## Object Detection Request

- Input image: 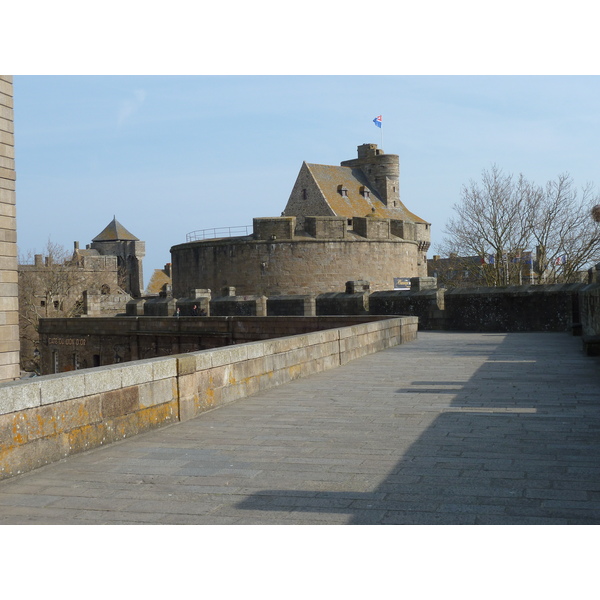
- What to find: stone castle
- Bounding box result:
[85,217,145,298]
[4,78,600,481]
[171,144,431,298]
[18,217,145,372]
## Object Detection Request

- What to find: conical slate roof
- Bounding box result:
[92,217,139,242]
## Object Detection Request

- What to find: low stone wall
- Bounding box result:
[267,295,316,316]
[0,316,417,480]
[369,283,593,333]
[210,295,267,316]
[579,285,600,354]
[38,315,403,373]
[442,284,586,332]
[316,292,369,315]
[369,289,445,330]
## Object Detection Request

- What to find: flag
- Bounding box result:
[373,115,382,128]
[481,254,495,264]
[555,254,567,265]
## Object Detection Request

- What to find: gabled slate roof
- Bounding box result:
[146,268,172,295]
[92,217,139,242]
[306,163,427,223]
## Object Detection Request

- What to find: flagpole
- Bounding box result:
[373,115,383,149]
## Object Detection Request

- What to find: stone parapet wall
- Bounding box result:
[82,290,130,317]
[267,295,316,316]
[304,216,347,239]
[442,284,586,332]
[38,315,404,372]
[580,285,600,338]
[253,217,296,241]
[370,288,445,330]
[0,316,417,480]
[210,295,268,316]
[370,283,593,334]
[578,284,600,354]
[316,292,369,315]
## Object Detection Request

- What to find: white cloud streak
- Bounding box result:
[117,89,147,127]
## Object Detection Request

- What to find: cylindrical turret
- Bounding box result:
[341,144,400,207]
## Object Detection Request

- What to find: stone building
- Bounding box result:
[0,75,19,383]
[88,217,145,297]
[18,217,143,373]
[171,144,431,298]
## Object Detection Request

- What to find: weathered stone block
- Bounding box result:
[210,345,249,367]
[220,381,247,404]
[138,378,176,408]
[232,356,266,382]
[152,357,178,380]
[0,435,68,480]
[137,401,178,433]
[67,423,109,454]
[23,405,57,441]
[0,379,41,414]
[53,396,103,432]
[101,387,139,419]
[121,361,154,387]
[40,372,86,405]
[110,413,140,441]
[0,410,26,447]
[246,340,267,360]
[84,365,123,395]
[207,364,234,389]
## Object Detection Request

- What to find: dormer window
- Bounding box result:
[360,186,370,200]
[337,185,348,197]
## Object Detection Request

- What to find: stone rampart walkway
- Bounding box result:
[1,331,599,524]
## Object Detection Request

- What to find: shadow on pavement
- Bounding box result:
[236,333,600,524]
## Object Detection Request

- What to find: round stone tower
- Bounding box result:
[340,143,401,208]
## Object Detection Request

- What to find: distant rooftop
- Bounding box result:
[93,217,139,242]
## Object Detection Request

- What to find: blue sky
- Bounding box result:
[13,75,600,287]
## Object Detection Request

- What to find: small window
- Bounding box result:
[302,189,307,200]
[40,300,46,307]
[337,185,348,197]
[101,284,110,295]
[53,300,60,309]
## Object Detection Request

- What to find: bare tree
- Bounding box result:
[18,240,109,372]
[530,174,600,283]
[438,166,600,287]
